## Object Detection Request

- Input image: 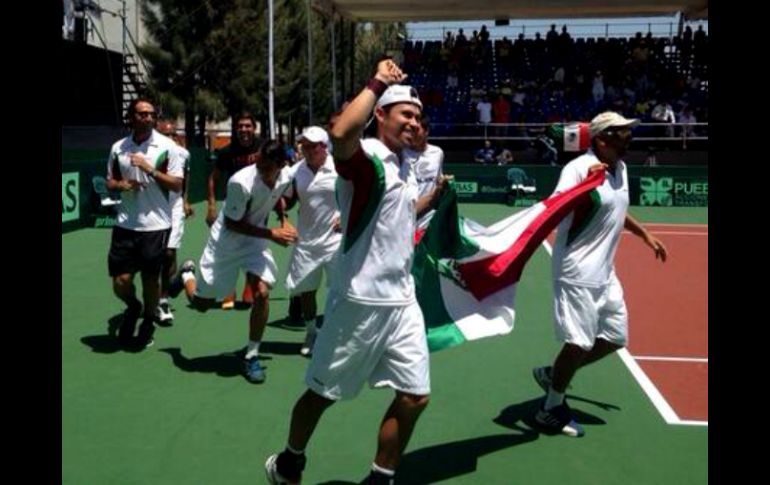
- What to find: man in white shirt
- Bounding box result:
[283,126,342,357]
[476,95,492,125]
[266,59,448,485]
[171,141,298,384]
[532,112,669,437]
[106,98,184,350]
[155,118,193,326]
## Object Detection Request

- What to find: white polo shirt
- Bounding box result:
[403,143,444,228]
[207,164,294,252]
[403,143,444,198]
[107,130,184,231]
[289,154,341,253]
[551,149,630,287]
[329,138,419,305]
[170,145,191,217]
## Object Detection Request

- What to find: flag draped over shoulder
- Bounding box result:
[413,171,605,352]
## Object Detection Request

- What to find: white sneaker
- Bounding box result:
[300,326,317,357]
[156,300,174,326]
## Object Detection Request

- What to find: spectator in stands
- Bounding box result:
[496,144,514,165]
[456,28,467,46]
[512,85,526,107]
[493,94,511,136]
[479,25,490,44]
[447,70,459,89]
[592,71,605,104]
[678,107,697,138]
[651,99,676,137]
[547,24,559,43]
[500,78,513,97]
[476,95,493,125]
[553,66,566,86]
[443,31,454,49]
[475,139,497,164]
[470,86,486,104]
[634,98,651,119]
[694,25,706,43]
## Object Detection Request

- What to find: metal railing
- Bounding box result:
[427,122,709,149]
[196,122,707,150]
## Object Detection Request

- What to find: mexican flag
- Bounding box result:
[413,171,605,352]
[547,122,590,152]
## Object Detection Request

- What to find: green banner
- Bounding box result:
[61,172,80,223]
[636,176,708,207]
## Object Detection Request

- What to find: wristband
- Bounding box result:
[366,78,388,97]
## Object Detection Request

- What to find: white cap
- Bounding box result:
[298,126,329,145]
[375,84,423,110]
[589,111,640,138]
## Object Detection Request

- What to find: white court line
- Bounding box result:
[616,349,687,425]
[622,231,708,236]
[540,239,708,427]
[642,223,709,228]
[634,356,708,363]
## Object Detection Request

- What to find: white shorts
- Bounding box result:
[167,208,185,249]
[306,292,430,401]
[285,244,336,296]
[195,238,277,300]
[553,274,628,350]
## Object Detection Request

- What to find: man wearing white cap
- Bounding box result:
[283,125,341,356]
[266,58,448,485]
[532,111,669,437]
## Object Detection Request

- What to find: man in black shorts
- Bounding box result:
[105,98,184,349]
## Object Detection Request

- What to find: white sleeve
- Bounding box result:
[552,161,586,195]
[223,178,250,221]
[106,145,117,178]
[437,148,444,178]
[165,145,185,177]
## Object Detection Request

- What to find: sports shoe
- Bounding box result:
[156,299,174,326]
[243,356,266,383]
[135,318,155,350]
[118,301,142,345]
[169,259,196,298]
[265,452,304,485]
[300,325,317,357]
[368,471,395,485]
[535,400,585,437]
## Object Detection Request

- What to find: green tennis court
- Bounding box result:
[63,202,707,484]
